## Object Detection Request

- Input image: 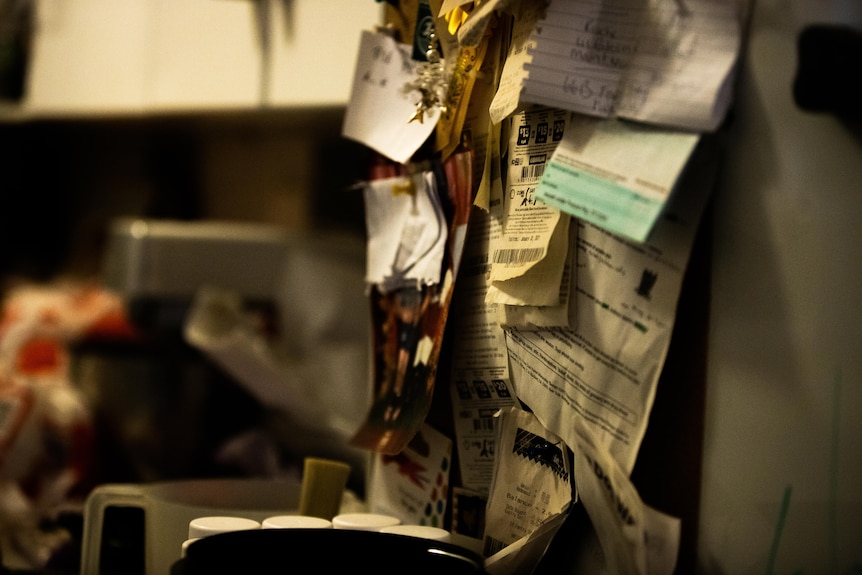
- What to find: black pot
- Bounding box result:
[172,528,486,574]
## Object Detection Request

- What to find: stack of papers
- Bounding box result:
[484,0,741,242]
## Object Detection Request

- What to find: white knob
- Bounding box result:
[262,515,333,529]
[188,516,261,539]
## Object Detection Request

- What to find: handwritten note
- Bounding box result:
[495,0,741,131]
[342,30,439,164]
[488,0,546,125]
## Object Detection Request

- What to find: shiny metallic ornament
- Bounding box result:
[403,28,449,124]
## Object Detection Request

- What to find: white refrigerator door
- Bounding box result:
[701,0,862,573]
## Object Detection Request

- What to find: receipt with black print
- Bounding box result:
[486,106,571,309]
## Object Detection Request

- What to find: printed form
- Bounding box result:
[536,116,700,243]
[506,139,718,476]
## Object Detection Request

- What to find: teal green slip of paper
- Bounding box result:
[535,163,664,243]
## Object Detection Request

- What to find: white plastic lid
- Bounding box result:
[331,512,401,531]
[262,515,333,529]
[188,516,261,539]
[181,538,201,558]
[380,525,451,542]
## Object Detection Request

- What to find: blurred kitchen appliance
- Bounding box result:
[101,218,298,323]
[96,217,372,480]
